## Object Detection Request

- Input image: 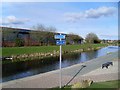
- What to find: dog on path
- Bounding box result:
[102,62,113,69]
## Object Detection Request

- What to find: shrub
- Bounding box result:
[71,80,93,89]
[15,38,24,47]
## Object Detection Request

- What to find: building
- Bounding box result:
[2,27,31,47]
[1,27,84,47]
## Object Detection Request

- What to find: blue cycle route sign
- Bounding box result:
[56,40,66,45]
[54,34,66,39]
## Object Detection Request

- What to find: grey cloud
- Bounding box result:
[1,16,30,25]
[64,6,117,22]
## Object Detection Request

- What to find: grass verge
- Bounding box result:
[88,80,120,88]
[2,44,107,57]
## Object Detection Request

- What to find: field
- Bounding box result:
[2,44,107,56]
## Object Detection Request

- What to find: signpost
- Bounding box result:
[54,33,66,88]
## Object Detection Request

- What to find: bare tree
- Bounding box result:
[32,24,46,31]
[32,24,57,33]
[46,26,57,32]
[31,24,57,45]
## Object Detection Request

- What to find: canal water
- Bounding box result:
[2,46,119,82]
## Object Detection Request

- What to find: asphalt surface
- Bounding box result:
[61,51,118,76]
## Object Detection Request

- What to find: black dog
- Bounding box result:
[102,62,113,69]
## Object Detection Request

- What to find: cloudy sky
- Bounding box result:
[1,2,118,40]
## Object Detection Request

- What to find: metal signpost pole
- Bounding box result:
[59,33,62,88]
[54,33,65,88]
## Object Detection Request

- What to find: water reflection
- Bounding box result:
[2,46,119,82]
[85,50,98,60]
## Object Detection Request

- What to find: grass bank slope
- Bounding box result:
[2,44,107,57]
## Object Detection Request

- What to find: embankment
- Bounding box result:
[2,44,108,63]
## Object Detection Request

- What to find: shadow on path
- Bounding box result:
[63,65,86,88]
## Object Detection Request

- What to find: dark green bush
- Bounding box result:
[15,38,24,47]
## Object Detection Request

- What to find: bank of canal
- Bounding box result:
[1,46,119,82]
[2,44,107,63]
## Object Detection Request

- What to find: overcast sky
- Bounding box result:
[1,2,118,40]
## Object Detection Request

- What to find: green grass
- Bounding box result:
[2,44,107,56]
[88,80,120,88]
[2,45,59,56]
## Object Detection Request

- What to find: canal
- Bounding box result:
[1,46,119,82]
